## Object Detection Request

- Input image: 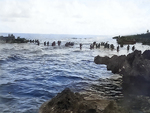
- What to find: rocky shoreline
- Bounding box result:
[0,34,29,43]
[113,32,150,45]
[94,49,150,112]
[39,88,127,113]
[39,50,150,113]
[94,50,150,97]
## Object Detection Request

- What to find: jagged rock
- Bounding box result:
[126,50,141,65]
[107,55,126,73]
[94,50,150,96]
[94,55,110,65]
[121,54,150,96]
[39,88,101,113]
[103,101,128,113]
[143,50,150,60]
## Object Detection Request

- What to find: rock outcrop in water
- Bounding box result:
[94,50,150,97]
[0,34,29,43]
[113,32,150,45]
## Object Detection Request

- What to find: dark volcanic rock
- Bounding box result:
[126,50,141,65]
[94,50,150,97]
[107,55,126,74]
[94,55,126,74]
[143,50,150,60]
[121,54,150,96]
[94,55,110,65]
[103,101,128,113]
[39,88,101,113]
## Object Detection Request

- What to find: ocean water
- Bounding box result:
[0,33,150,113]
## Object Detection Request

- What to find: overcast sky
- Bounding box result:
[0,0,150,35]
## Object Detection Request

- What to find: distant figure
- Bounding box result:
[65,42,69,47]
[65,42,74,47]
[110,44,114,50]
[70,42,74,46]
[96,43,100,49]
[117,45,119,52]
[80,43,82,50]
[132,45,135,51]
[104,43,107,48]
[58,41,61,46]
[101,42,105,46]
[127,45,130,51]
[47,41,49,46]
[37,40,40,46]
[52,41,56,46]
[44,41,46,46]
[107,44,110,49]
[93,41,96,46]
[90,44,94,49]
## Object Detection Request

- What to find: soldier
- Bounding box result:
[44,41,46,46]
[47,41,49,46]
[58,41,61,46]
[117,46,119,52]
[132,45,135,51]
[127,45,130,51]
[37,40,40,46]
[52,41,56,46]
[80,43,82,50]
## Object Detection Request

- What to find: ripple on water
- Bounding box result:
[2,35,144,113]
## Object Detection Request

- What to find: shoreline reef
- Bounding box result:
[0,34,29,43]
[39,50,150,113]
[94,49,150,113]
[113,32,150,45]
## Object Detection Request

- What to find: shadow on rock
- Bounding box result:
[39,88,102,113]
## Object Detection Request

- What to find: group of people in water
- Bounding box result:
[29,39,40,45]
[43,41,75,47]
[90,41,115,50]
[43,41,61,46]
[29,39,135,52]
[89,41,135,52]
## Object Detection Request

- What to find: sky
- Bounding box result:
[0,0,150,35]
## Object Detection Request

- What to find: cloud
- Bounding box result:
[0,0,150,35]
[0,0,33,20]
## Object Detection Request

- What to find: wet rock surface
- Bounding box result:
[39,88,129,113]
[94,50,150,113]
[103,101,128,113]
[39,87,150,113]
[91,74,123,100]
[94,50,150,97]
[39,88,105,113]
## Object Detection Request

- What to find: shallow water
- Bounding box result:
[0,33,149,113]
